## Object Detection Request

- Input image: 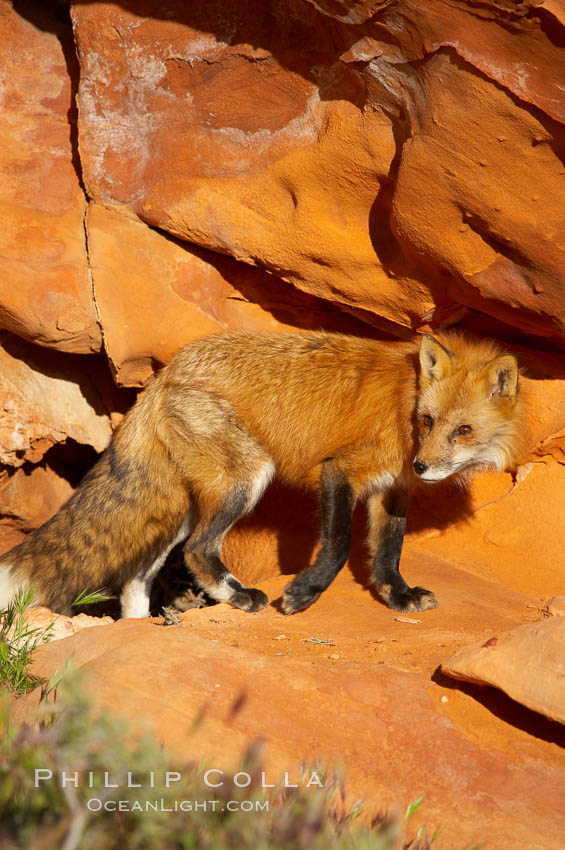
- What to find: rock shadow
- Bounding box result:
[432,668,565,749]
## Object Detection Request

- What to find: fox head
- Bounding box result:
[413,333,521,483]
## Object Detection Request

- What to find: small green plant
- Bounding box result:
[0,587,54,694]
[71,589,112,608]
[0,586,112,695]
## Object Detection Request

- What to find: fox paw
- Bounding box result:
[381,584,438,613]
[230,587,269,613]
[281,575,322,615]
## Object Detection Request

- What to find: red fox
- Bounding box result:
[0,331,524,618]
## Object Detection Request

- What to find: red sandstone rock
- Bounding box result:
[87,205,222,386]
[138,100,435,338]
[392,52,565,344]
[542,596,565,618]
[514,346,565,465]
[72,0,427,338]
[0,1,100,354]
[15,565,565,849]
[71,1,327,202]
[0,523,25,555]
[23,606,114,642]
[409,459,565,601]
[71,0,565,346]
[442,617,565,725]
[341,0,565,121]
[0,465,73,532]
[0,334,111,467]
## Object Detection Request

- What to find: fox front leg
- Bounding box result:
[368,490,438,613]
[282,461,354,614]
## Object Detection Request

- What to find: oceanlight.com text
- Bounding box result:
[85,798,270,813]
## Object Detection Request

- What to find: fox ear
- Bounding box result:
[479,354,519,399]
[419,335,453,386]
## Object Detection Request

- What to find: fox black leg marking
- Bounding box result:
[184,488,268,613]
[282,462,354,614]
[369,490,438,612]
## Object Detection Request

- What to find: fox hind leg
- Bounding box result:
[282,461,354,614]
[368,490,438,612]
[158,389,275,613]
[184,463,274,613]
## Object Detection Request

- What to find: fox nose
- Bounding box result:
[413,459,427,476]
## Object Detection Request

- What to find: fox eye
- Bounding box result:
[422,414,433,428]
[458,424,472,436]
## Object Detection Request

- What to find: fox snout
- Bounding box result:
[412,455,453,482]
